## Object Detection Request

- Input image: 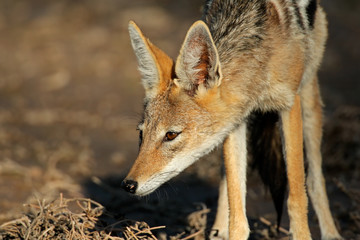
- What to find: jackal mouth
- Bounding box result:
[134,170,181,196]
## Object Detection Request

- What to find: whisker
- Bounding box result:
[167,182,179,195]
[155,188,161,201]
[163,188,169,200]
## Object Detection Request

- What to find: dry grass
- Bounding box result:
[0,193,214,240]
[0,194,162,240]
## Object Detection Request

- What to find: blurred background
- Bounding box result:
[0,0,359,239]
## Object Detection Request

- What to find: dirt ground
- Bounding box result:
[0,0,359,239]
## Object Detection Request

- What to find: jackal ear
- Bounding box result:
[266,0,285,26]
[128,21,174,98]
[175,20,222,95]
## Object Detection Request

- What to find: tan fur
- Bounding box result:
[302,77,342,239]
[128,21,174,98]
[145,39,174,93]
[123,1,342,239]
[223,124,249,239]
[212,178,229,239]
[281,95,311,239]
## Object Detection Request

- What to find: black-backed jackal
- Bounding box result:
[121,0,342,239]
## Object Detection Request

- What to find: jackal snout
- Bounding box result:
[121,179,138,194]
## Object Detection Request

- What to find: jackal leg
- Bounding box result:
[301,78,342,240]
[280,95,311,240]
[211,176,229,239]
[223,123,249,239]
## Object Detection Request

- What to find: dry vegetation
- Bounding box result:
[0,194,163,239]
[0,0,359,239]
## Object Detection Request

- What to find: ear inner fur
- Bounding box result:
[175,20,222,96]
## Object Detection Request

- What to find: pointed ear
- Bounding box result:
[128,21,174,98]
[266,0,286,27]
[175,20,222,96]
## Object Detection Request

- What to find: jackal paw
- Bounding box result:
[322,236,343,240]
[321,232,343,240]
[209,235,224,240]
[208,228,227,240]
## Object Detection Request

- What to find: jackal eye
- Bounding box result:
[164,131,180,142]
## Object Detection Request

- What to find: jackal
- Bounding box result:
[121,0,342,239]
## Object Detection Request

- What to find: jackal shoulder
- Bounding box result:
[203,0,326,65]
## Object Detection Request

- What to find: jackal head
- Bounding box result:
[122,21,231,196]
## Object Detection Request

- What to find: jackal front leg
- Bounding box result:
[211,176,229,239]
[281,95,311,240]
[301,78,342,240]
[223,123,249,239]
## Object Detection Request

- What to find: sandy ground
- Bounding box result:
[0,0,359,239]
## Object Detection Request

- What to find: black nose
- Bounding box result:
[121,179,138,194]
